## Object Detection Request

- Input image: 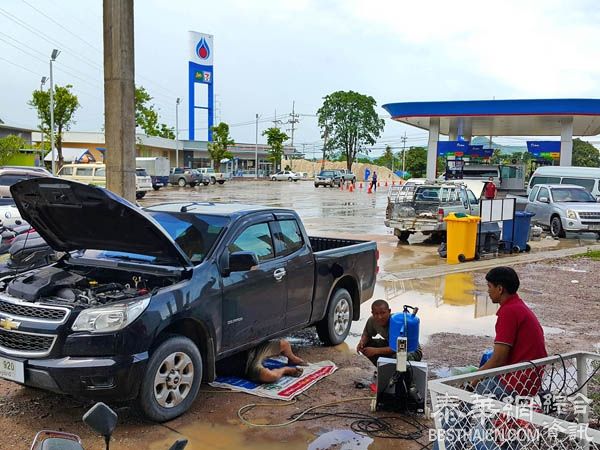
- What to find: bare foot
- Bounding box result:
[289,367,303,377]
[288,355,308,366]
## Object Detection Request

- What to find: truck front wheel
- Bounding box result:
[139,336,202,422]
[316,288,353,346]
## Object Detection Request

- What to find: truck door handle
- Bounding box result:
[273,268,286,281]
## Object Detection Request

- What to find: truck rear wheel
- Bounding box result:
[139,336,202,422]
[397,231,411,242]
[316,288,353,346]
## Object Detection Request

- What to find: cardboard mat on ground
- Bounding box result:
[209,358,337,401]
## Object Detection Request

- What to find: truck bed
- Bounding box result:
[308,236,377,323]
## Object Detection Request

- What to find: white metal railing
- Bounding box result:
[428,352,600,449]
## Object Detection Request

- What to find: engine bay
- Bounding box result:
[2,265,178,306]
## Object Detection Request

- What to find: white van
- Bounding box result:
[58,163,152,199]
[527,166,600,198]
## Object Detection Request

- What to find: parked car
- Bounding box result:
[1,178,378,422]
[271,170,300,182]
[0,203,26,228]
[525,184,600,238]
[338,169,356,183]
[135,168,153,198]
[168,168,200,187]
[136,157,170,191]
[314,170,343,188]
[0,166,52,198]
[58,163,151,199]
[384,181,480,242]
[527,166,600,198]
[197,167,226,185]
[191,169,211,186]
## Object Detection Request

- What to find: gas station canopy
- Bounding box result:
[382,99,600,136]
[382,98,600,179]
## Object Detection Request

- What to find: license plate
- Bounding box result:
[588,224,600,231]
[0,356,24,383]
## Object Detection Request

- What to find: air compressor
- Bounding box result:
[375,305,426,414]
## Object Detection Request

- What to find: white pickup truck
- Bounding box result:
[197,167,226,184]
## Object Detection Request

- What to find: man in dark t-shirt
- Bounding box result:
[356,299,423,366]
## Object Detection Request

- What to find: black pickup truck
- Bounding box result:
[0,178,377,421]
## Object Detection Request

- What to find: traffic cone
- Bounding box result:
[378,182,381,187]
[385,181,388,187]
[359,182,363,189]
[340,181,344,190]
[367,184,372,194]
[349,183,354,192]
[392,180,396,186]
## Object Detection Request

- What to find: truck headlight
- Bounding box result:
[566,209,577,219]
[72,297,150,333]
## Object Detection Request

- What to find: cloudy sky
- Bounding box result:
[1,0,600,156]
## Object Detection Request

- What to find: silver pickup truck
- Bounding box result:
[525,184,600,238]
[385,180,481,242]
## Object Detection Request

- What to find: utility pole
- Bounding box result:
[39,76,48,160]
[49,49,60,175]
[255,113,259,179]
[175,98,181,168]
[286,101,299,170]
[401,131,407,174]
[103,0,136,201]
[321,125,328,172]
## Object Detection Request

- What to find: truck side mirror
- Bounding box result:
[228,251,259,272]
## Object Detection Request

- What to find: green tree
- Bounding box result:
[29,84,80,168]
[572,138,600,167]
[135,86,175,139]
[0,135,26,165]
[317,90,384,171]
[404,146,427,178]
[490,148,503,164]
[262,127,289,172]
[375,145,394,169]
[207,122,235,171]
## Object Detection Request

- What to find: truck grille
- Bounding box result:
[0,299,68,322]
[0,328,55,356]
[578,212,600,220]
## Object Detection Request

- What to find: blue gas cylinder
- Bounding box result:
[389,305,420,353]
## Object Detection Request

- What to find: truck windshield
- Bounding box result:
[551,188,596,202]
[148,212,229,263]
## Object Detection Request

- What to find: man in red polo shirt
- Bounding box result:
[484,177,497,200]
[476,266,547,398]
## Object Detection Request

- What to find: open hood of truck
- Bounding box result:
[10,178,192,268]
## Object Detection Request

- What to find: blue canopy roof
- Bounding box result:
[382,99,600,136]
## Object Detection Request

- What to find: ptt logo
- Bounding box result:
[195,37,210,60]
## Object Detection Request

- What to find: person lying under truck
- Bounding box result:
[216,339,307,383]
[356,299,423,365]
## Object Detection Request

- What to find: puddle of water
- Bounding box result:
[348,272,498,349]
[147,421,313,450]
[308,429,373,450]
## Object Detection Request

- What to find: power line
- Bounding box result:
[20,0,103,54]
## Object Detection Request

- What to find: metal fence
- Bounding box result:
[428,352,600,449]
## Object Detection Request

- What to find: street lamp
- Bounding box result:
[255,113,259,179]
[49,49,60,175]
[175,98,181,168]
[39,76,48,160]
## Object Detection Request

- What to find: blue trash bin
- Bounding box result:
[501,211,535,253]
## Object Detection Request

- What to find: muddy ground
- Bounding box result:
[1,255,599,449]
